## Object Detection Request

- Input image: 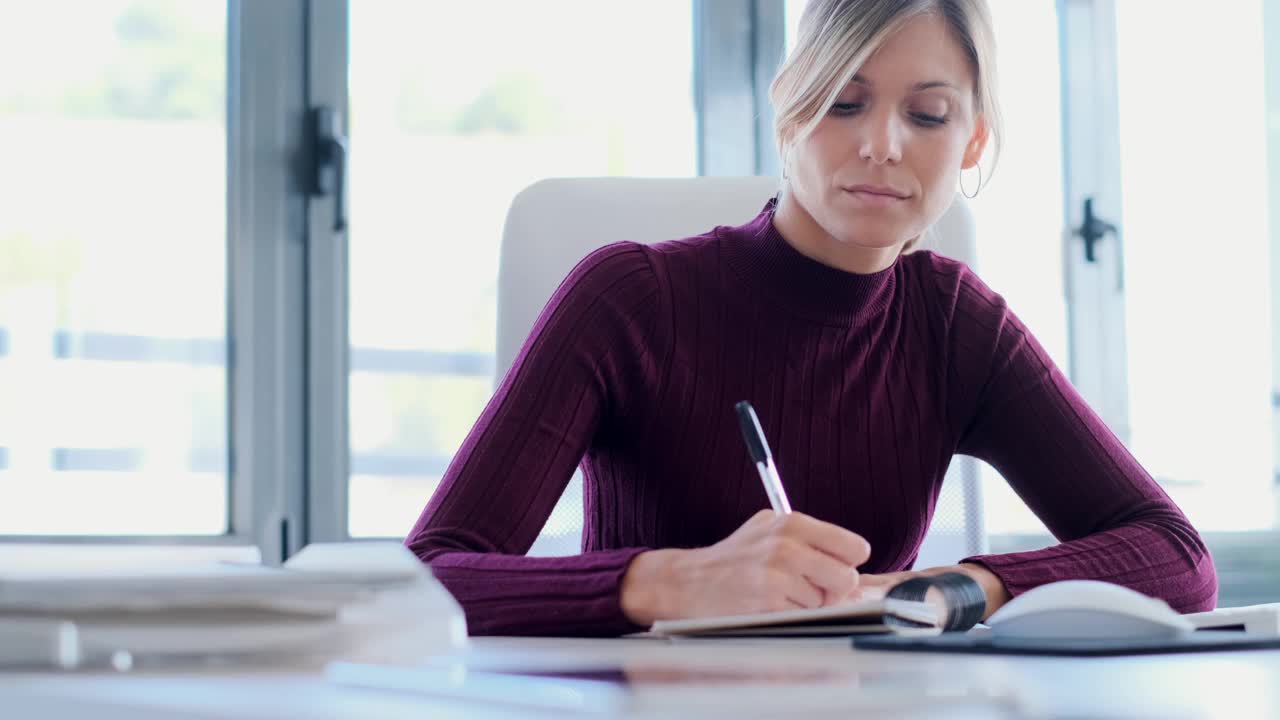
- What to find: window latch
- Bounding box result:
[308,106,348,233]
[1075,196,1116,263]
[1074,196,1124,290]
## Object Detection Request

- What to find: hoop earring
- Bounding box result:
[960,165,982,199]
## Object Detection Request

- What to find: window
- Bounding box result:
[346,1,698,543]
[1094,0,1280,605]
[0,1,228,535]
[1110,0,1277,533]
[966,0,1070,535]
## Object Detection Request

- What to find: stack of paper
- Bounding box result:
[0,542,467,670]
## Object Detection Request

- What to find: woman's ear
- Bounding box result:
[961,115,990,170]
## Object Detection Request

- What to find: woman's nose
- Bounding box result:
[858,110,903,165]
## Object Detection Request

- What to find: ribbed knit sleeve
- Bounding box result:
[404,242,663,636]
[938,263,1218,612]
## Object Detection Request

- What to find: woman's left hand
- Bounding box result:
[854,563,1011,621]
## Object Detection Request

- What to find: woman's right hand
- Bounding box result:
[619,509,872,625]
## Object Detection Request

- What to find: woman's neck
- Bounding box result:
[772,188,905,275]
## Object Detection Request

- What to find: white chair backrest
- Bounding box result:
[497,177,984,561]
[497,177,977,378]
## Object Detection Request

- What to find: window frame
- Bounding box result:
[694,0,785,176]
[304,0,351,547]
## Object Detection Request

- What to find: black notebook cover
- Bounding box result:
[852,629,1280,657]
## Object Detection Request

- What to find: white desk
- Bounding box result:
[3,636,1279,719]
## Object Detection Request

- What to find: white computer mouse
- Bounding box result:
[985,580,1194,640]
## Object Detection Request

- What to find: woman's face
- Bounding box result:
[786,13,988,253]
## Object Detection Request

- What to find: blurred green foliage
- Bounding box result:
[396,70,564,136]
[0,231,83,325]
[0,0,224,120]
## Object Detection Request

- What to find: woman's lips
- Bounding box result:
[844,186,910,206]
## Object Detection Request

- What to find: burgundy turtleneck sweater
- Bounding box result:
[405,200,1217,636]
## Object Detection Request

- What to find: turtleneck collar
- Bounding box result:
[720,197,899,327]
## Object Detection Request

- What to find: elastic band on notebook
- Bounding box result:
[884,572,986,631]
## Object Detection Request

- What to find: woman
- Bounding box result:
[405,0,1218,636]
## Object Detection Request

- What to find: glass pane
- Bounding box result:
[348,1,697,542]
[784,0,1070,534]
[1113,1,1277,532]
[969,0,1069,534]
[0,1,228,535]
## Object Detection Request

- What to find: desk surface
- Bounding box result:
[4,636,1279,719]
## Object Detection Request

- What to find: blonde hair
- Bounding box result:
[771,0,1003,188]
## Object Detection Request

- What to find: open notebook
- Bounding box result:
[649,596,945,638]
[648,572,990,638]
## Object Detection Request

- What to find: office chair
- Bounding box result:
[496,177,986,566]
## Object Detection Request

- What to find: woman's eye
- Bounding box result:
[829,102,863,116]
[910,112,948,126]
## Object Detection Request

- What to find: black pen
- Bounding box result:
[734,401,793,515]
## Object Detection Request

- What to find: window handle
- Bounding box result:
[1076,197,1116,262]
[1075,196,1123,290]
[309,106,348,233]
